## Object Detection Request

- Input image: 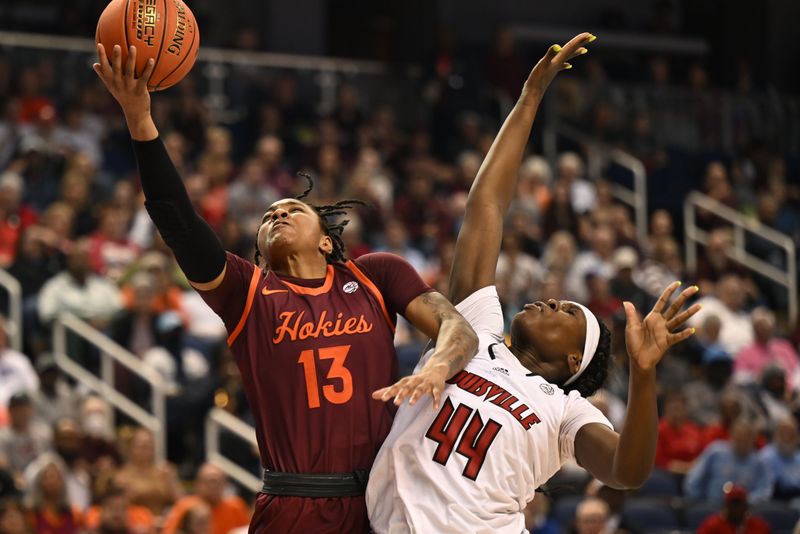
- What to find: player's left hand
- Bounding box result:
[624,282,701,372]
[372,362,449,410]
[523,32,595,98]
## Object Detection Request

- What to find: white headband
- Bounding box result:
[562,302,601,386]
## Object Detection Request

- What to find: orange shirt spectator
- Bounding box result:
[162,463,250,534]
[83,503,153,533]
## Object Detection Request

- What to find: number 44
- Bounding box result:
[425,398,503,481]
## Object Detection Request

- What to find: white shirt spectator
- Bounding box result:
[565,252,614,303]
[689,296,754,356]
[38,272,122,324]
[0,349,39,408]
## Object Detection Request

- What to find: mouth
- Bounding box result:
[270,221,290,233]
[524,302,545,312]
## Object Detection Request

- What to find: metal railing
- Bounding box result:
[52,313,168,461]
[0,269,22,352]
[684,191,797,325]
[543,123,648,244]
[205,408,260,493]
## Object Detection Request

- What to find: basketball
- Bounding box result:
[95,0,200,91]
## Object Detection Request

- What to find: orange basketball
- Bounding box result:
[95,0,200,91]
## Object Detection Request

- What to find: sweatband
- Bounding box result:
[563,302,601,386]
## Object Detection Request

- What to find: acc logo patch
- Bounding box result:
[343,281,359,294]
[492,367,509,376]
[539,384,555,396]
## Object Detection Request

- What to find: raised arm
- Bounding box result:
[93,44,227,289]
[449,33,594,304]
[574,283,700,489]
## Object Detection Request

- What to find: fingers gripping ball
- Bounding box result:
[96,0,200,91]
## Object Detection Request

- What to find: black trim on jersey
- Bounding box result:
[488,344,497,360]
[526,372,536,377]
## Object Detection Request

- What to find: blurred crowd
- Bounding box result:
[0,24,799,534]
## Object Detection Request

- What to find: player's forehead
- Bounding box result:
[262,199,311,218]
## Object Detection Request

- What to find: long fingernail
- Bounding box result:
[691,328,697,334]
[693,285,700,292]
[586,34,597,43]
[677,281,682,286]
[579,47,588,54]
[564,63,573,69]
[551,44,562,53]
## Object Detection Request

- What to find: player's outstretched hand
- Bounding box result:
[523,32,595,98]
[93,44,155,119]
[372,363,449,410]
[624,282,701,372]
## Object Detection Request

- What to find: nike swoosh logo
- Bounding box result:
[262,288,289,296]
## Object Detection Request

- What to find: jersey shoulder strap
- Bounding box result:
[344,260,395,333]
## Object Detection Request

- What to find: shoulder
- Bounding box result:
[353,252,413,274]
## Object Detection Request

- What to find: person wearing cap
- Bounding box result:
[0,392,53,482]
[697,483,770,534]
[609,246,651,315]
[367,37,702,533]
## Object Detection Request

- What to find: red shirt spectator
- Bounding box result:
[698,484,771,534]
[655,391,705,473]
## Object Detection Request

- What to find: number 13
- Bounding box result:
[297,345,353,409]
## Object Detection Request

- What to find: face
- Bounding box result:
[256,200,332,268]
[511,299,586,384]
[664,394,686,424]
[575,500,609,534]
[195,465,226,504]
[730,421,755,456]
[129,429,155,465]
[40,463,65,497]
[775,419,799,455]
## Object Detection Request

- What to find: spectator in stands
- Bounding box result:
[697,161,739,230]
[542,177,579,239]
[24,453,82,533]
[759,416,800,500]
[523,495,559,534]
[495,233,543,315]
[636,236,684,299]
[751,365,795,432]
[177,501,212,534]
[78,396,121,484]
[565,224,615,301]
[0,171,37,268]
[584,272,622,326]
[655,390,705,475]
[32,354,79,425]
[689,274,754,355]
[162,463,249,534]
[115,427,182,515]
[84,484,154,534]
[572,497,610,534]
[0,316,39,408]
[394,171,452,252]
[645,209,674,255]
[227,157,279,236]
[735,307,800,392]
[609,247,651,315]
[701,391,767,450]
[50,418,90,511]
[88,203,139,281]
[697,484,770,534]
[377,218,428,274]
[556,152,596,214]
[37,238,122,329]
[0,498,33,534]
[694,228,753,295]
[516,156,552,216]
[685,418,773,503]
[0,392,52,483]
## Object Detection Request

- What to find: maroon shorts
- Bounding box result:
[249,493,370,534]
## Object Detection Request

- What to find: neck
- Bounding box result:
[509,343,547,377]
[270,252,329,279]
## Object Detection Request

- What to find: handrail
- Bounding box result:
[0,269,22,352]
[543,123,648,244]
[205,408,260,493]
[52,313,168,461]
[684,191,797,324]
[0,31,386,74]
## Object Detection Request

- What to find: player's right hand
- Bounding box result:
[93,44,155,120]
[372,363,449,410]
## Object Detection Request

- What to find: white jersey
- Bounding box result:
[367,286,612,534]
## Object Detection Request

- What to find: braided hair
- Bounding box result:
[562,319,612,398]
[253,173,367,269]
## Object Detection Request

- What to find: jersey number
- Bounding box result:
[297,345,353,409]
[425,398,502,480]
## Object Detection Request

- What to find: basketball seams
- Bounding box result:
[123,0,131,56]
[150,0,198,91]
[149,0,169,89]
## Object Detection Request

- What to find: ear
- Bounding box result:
[319,235,333,256]
[567,352,583,375]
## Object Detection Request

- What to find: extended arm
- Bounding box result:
[449,34,593,304]
[574,283,700,488]
[93,44,226,288]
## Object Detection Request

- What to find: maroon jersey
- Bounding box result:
[199,252,431,474]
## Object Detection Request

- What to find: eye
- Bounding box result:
[290,208,303,213]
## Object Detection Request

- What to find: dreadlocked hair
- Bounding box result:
[562,319,612,398]
[253,173,367,268]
